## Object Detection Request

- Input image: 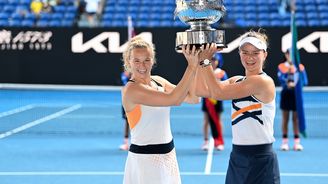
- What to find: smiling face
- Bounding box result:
[239,43,268,75]
[129,47,154,79]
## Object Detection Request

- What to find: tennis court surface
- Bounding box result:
[1,87,328,184]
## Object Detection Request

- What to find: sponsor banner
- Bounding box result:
[0,27,327,86]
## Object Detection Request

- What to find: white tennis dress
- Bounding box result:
[123,85,181,184]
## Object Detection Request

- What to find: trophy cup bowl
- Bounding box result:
[175,0,226,52]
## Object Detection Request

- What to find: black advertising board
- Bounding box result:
[0,27,327,86]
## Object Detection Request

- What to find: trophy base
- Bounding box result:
[175,30,226,53]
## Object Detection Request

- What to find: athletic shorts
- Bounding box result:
[280,88,296,111]
[201,98,223,113]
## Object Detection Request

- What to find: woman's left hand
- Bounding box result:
[182,44,201,69]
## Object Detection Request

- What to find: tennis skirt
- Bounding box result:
[225,144,280,184]
[123,149,181,184]
[123,140,181,184]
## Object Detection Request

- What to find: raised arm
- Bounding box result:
[181,45,201,104]
[197,44,275,102]
[123,45,200,108]
[201,67,273,101]
[151,74,200,104]
[194,43,219,98]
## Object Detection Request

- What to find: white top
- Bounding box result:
[127,83,173,145]
[130,104,172,145]
[231,78,276,145]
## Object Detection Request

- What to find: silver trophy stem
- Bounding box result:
[188,21,213,31]
[176,30,225,52]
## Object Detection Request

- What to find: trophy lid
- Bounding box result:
[175,0,226,25]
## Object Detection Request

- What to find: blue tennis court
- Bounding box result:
[0,87,328,184]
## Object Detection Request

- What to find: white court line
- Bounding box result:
[0,105,35,118]
[0,83,122,91]
[0,171,124,176]
[280,173,328,177]
[0,104,81,139]
[204,138,214,175]
[1,84,328,92]
[60,115,116,119]
[0,171,327,177]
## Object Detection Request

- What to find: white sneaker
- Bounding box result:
[280,143,289,151]
[280,138,289,151]
[201,140,209,151]
[215,144,224,151]
[294,144,303,151]
[293,138,304,151]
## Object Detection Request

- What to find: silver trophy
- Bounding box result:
[175,0,226,52]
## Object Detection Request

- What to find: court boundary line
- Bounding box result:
[1,83,328,92]
[0,104,35,118]
[0,104,81,139]
[0,171,328,177]
[204,138,214,174]
[0,83,121,91]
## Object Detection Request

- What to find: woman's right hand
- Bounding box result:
[182,44,200,70]
[199,43,218,62]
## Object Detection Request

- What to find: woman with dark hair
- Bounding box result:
[196,30,280,184]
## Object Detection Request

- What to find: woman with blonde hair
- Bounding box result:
[121,36,202,184]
